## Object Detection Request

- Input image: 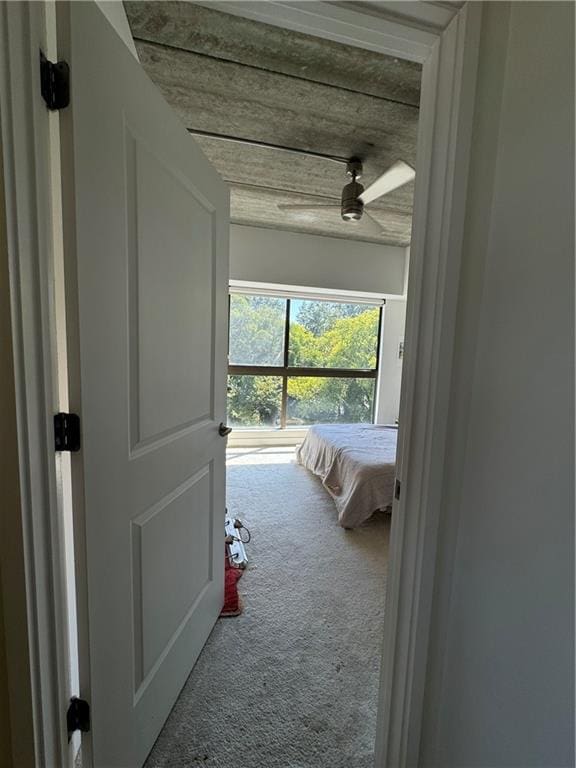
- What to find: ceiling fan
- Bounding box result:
[277,158,415,237]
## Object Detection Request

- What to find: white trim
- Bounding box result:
[229,282,386,306]
[1,1,482,766]
[375,5,482,765]
[373,300,389,424]
[0,2,73,765]
[334,2,460,31]
[228,427,309,448]
[196,1,439,62]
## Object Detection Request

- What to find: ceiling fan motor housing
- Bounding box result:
[341,179,364,221]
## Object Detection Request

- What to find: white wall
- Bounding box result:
[419,3,574,766]
[0,123,35,768]
[230,224,407,297]
[376,299,406,425]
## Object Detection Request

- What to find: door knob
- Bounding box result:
[218,423,232,437]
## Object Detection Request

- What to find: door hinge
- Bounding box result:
[67,697,90,741]
[40,50,70,110]
[54,412,81,452]
[394,478,401,501]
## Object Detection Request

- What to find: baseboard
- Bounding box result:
[227,428,309,448]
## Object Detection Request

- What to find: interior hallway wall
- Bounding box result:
[0,128,35,768]
[0,585,12,768]
[419,3,574,766]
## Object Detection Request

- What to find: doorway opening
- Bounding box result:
[119,4,418,765]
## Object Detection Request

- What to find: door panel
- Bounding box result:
[129,131,215,445]
[133,464,213,692]
[59,4,229,766]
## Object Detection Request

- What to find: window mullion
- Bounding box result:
[227,365,377,378]
[372,305,384,422]
[280,375,288,429]
[280,300,291,428]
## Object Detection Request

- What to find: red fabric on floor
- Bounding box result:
[221,554,243,617]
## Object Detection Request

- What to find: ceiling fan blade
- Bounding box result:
[277,203,341,211]
[360,212,385,236]
[359,160,415,206]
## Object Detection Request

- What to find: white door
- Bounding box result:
[59,4,229,766]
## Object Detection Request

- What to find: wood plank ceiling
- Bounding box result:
[125,2,421,246]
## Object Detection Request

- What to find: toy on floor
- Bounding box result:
[221,515,251,617]
[224,515,250,569]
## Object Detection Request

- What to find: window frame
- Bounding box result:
[228,295,384,429]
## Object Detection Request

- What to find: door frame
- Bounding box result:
[0,2,74,766]
[0,2,481,766]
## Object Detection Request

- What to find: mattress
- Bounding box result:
[295,423,397,528]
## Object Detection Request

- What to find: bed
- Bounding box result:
[295,423,398,528]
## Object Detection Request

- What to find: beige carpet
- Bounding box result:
[145,447,390,768]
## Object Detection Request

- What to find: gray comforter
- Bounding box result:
[295,423,397,528]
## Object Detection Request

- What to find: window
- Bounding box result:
[228,294,382,428]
